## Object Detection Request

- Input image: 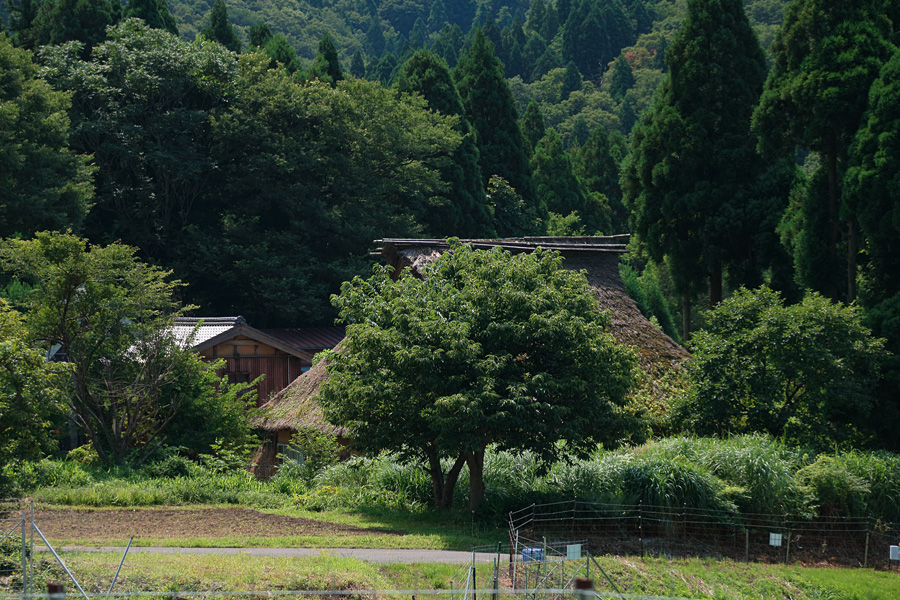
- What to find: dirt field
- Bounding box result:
[32,507,403,542]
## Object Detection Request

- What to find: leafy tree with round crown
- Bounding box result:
[319,242,641,511]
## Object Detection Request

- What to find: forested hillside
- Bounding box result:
[5,0,900,464]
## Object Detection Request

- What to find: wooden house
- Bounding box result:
[173,316,344,407]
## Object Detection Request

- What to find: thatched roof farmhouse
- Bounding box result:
[254,236,688,474]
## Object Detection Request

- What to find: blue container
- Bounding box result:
[522,547,544,562]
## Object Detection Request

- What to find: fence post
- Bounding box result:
[745,528,749,563]
[864,531,869,568]
[574,578,593,600]
[21,504,28,598]
[638,501,644,558]
[785,530,791,564]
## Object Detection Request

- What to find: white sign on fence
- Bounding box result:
[567,544,582,560]
[769,533,783,547]
[890,545,899,560]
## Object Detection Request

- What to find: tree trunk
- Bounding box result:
[426,451,446,508]
[847,218,858,303]
[682,295,692,342]
[466,449,486,512]
[439,455,467,509]
[709,268,722,306]
[826,139,841,301]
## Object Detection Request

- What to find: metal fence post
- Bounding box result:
[638,501,644,558]
[21,503,27,598]
[745,528,749,563]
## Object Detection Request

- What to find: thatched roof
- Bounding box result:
[256,236,688,433]
[376,237,688,374]
[253,346,346,435]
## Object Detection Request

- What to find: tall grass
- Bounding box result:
[18,436,900,526]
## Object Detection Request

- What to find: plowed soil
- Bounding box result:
[32,507,402,542]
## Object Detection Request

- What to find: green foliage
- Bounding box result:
[753,0,894,301]
[454,28,541,229]
[278,427,340,483]
[519,99,544,152]
[620,260,680,342]
[0,300,68,497]
[0,34,93,239]
[0,231,226,467]
[319,242,640,511]
[306,31,343,85]
[574,125,628,233]
[623,0,768,307]
[201,0,242,52]
[186,54,459,326]
[673,286,889,449]
[123,0,177,34]
[486,175,542,236]
[39,19,236,264]
[531,128,608,233]
[561,0,634,81]
[844,46,900,298]
[394,49,493,238]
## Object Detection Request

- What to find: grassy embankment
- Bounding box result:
[26,551,900,599]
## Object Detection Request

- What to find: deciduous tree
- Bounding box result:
[673,287,888,449]
[319,242,640,511]
[0,34,93,239]
[0,299,67,496]
[0,232,241,466]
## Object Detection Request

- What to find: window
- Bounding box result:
[276,443,304,465]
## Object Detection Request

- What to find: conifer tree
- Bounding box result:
[844,46,900,296]
[264,33,301,74]
[307,32,343,86]
[201,0,241,52]
[247,20,272,48]
[753,0,893,302]
[454,28,541,230]
[532,129,607,233]
[124,0,177,35]
[371,51,397,83]
[623,0,768,336]
[395,50,493,237]
[6,0,42,48]
[576,125,627,233]
[365,17,385,56]
[37,0,116,53]
[349,48,365,78]
[560,60,581,100]
[426,0,448,33]
[608,53,634,102]
[562,0,633,81]
[520,100,545,152]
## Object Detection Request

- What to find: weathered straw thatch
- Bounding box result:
[377,236,689,374]
[254,347,346,435]
[255,236,688,435]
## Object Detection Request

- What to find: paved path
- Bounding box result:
[43,546,502,564]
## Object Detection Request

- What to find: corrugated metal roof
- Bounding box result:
[172,316,245,348]
[262,327,346,350]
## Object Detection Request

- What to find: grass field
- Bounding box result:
[25,551,900,599]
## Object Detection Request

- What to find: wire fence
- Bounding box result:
[508,500,900,570]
